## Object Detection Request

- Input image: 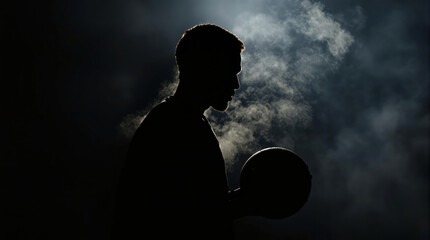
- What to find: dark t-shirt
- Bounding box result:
[112,97,233,239]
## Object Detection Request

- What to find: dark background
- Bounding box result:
[1,0,428,239]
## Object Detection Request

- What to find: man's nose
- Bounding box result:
[233,76,240,90]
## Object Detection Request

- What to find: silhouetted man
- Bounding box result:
[112,24,244,239]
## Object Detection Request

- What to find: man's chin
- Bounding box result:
[211,102,229,112]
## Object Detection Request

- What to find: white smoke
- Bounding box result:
[207,0,354,169]
[119,0,355,167]
[113,0,428,238]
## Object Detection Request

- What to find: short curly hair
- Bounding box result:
[175,24,245,76]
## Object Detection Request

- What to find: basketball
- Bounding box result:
[239,147,312,219]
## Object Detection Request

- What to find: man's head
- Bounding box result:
[175,24,245,112]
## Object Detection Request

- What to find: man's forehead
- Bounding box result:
[211,51,242,73]
[235,62,242,74]
[234,55,242,73]
[224,60,241,74]
[224,52,242,70]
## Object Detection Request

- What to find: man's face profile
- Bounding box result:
[174,24,245,112]
[208,52,242,112]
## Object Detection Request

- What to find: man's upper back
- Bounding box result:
[112,97,232,239]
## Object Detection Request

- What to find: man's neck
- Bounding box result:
[172,85,210,116]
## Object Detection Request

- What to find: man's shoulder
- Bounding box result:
[133,97,207,141]
[142,97,200,126]
[127,100,175,152]
[145,99,174,122]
